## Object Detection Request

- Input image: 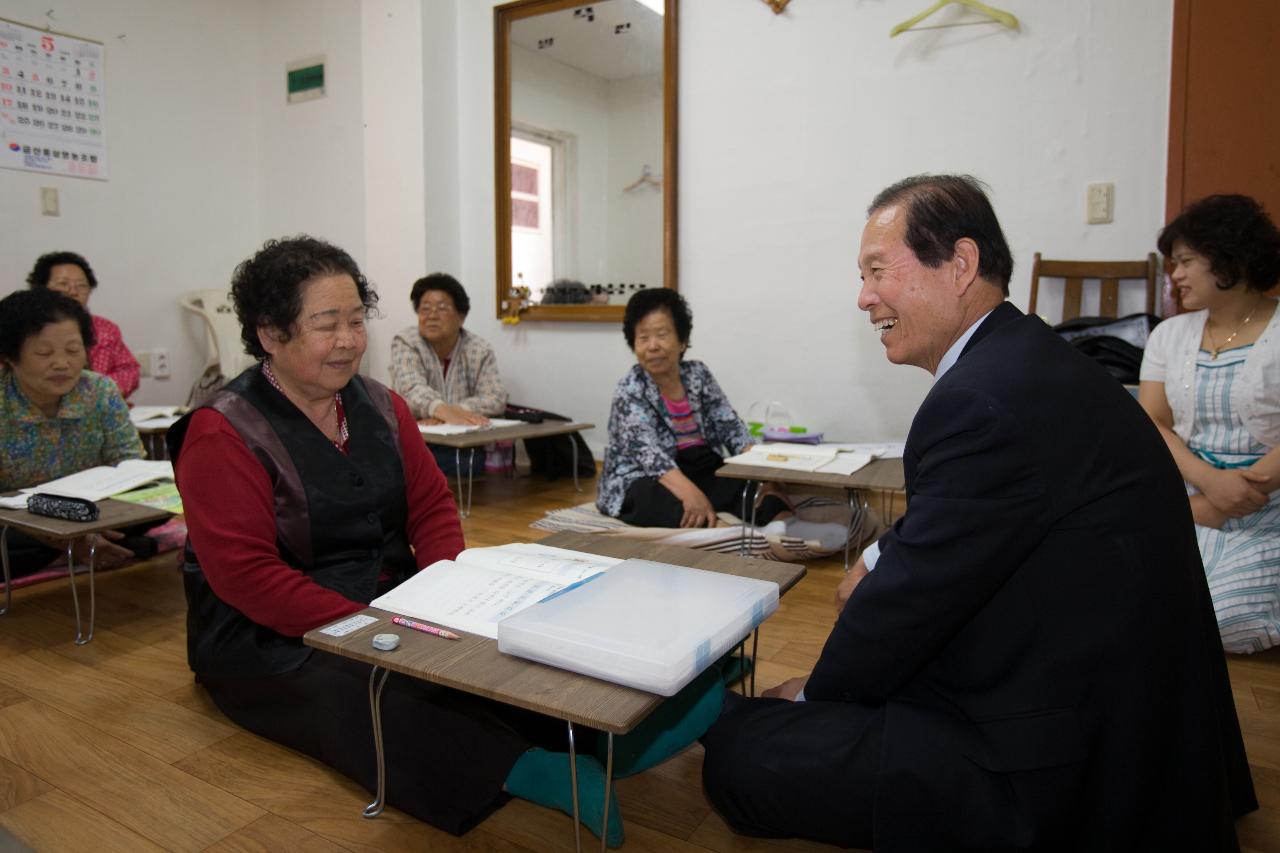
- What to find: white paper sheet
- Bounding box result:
[418,417,524,435]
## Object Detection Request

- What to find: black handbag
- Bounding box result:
[1054,313,1161,385]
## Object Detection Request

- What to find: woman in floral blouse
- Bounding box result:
[27,251,140,400]
[597,289,788,527]
[0,289,144,574]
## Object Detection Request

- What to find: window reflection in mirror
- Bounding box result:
[495,0,677,322]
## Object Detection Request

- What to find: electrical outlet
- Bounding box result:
[152,348,171,379]
[40,186,59,216]
[1087,182,1114,224]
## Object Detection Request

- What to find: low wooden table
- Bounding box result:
[303,531,805,851]
[716,457,906,571]
[421,421,594,516]
[0,497,172,644]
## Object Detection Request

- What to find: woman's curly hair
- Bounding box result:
[1158,194,1280,292]
[623,288,693,351]
[231,236,379,360]
[26,251,98,290]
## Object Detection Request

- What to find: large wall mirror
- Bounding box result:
[494,0,678,322]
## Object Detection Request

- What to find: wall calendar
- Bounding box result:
[0,17,107,180]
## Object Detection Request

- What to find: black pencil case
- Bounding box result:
[27,493,100,522]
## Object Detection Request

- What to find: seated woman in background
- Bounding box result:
[1139,193,1280,653]
[172,237,720,846]
[27,251,140,400]
[0,289,144,574]
[390,274,507,474]
[598,289,788,528]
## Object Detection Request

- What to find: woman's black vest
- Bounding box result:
[168,368,414,679]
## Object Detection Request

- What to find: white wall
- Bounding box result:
[457,0,1173,448]
[2,0,1174,450]
[511,44,610,285]
[0,0,262,405]
[605,72,664,289]
[361,0,426,384]
[256,0,365,254]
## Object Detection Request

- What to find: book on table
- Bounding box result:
[370,543,623,640]
[0,460,175,509]
[111,482,184,514]
[725,442,879,475]
[371,543,780,696]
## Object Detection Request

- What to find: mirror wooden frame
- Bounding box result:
[493,0,678,322]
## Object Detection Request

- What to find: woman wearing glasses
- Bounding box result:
[390,273,509,474]
[27,251,140,400]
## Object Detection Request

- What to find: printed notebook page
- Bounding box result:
[370,559,569,639]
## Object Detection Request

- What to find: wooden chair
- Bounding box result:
[1028,253,1159,321]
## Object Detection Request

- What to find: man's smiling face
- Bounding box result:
[857,203,964,374]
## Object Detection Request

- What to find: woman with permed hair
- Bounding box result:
[169,236,650,845]
[1139,193,1280,652]
[27,251,140,400]
[597,288,789,528]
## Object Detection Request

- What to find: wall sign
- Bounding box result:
[0,17,107,180]
[286,57,325,105]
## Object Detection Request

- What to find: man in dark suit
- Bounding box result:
[702,175,1256,851]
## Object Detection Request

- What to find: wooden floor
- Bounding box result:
[0,472,1275,851]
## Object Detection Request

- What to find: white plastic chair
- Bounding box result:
[179,289,256,380]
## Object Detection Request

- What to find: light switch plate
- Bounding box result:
[40,187,59,216]
[1087,182,1114,224]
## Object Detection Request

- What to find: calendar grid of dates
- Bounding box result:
[0,18,107,180]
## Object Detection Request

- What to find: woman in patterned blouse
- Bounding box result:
[27,251,141,400]
[597,289,789,527]
[0,289,144,574]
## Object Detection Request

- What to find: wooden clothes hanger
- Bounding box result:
[623,164,663,192]
[890,0,1019,37]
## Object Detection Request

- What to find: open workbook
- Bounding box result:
[0,459,176,510]
[370,543,623,639]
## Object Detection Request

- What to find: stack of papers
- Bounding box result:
[418,417,523,435]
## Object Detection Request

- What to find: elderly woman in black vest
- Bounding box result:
[168,237,627,844]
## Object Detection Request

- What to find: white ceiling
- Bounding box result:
[510,0,664,81]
